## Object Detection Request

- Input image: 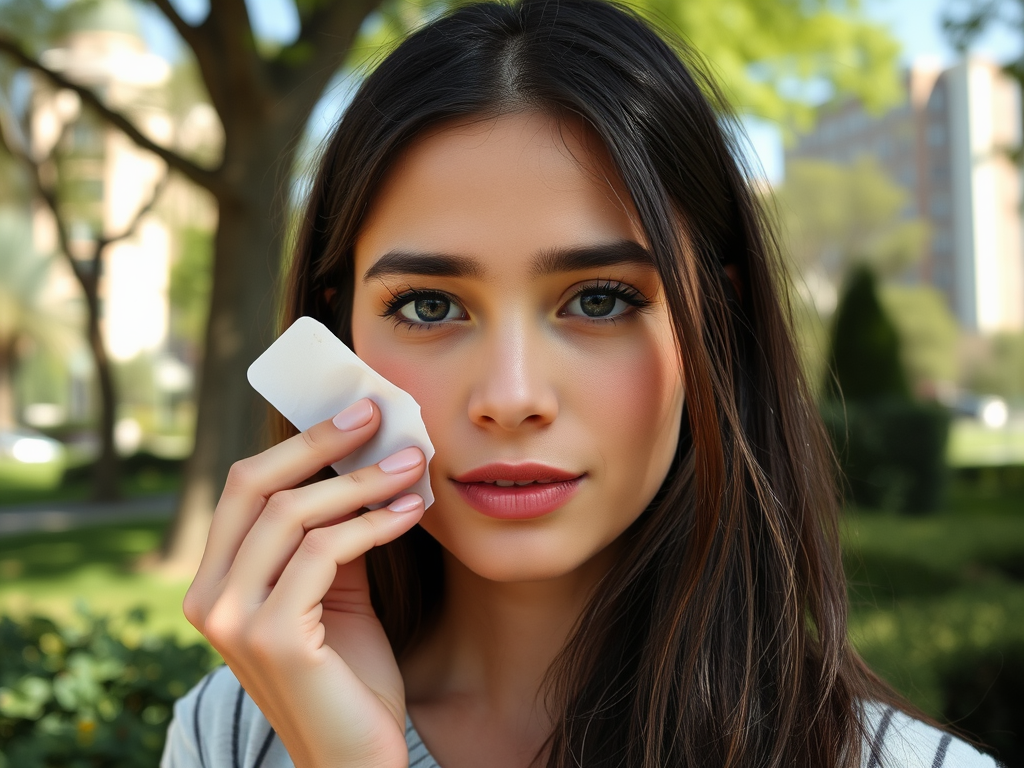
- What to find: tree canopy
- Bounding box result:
[772,156,930,314]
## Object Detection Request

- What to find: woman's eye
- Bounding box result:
[398,295,464,323]
[564,290,630,319]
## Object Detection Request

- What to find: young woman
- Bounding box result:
[162,1,999,766]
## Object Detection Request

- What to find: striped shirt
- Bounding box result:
[161,666,1000,768]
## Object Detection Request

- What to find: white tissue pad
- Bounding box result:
[247,316,435,508]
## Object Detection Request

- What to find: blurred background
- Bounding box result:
[0,0,1021,764]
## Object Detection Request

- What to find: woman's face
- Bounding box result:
[351,111,684,583]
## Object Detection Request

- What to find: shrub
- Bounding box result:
[824,265,910,402]
[0,607,216,768]
[822,398,951,513]
[939,641,1024,768]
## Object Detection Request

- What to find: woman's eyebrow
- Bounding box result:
[530,240,655,276]
[362,251,484,281]
[363,241,654,282]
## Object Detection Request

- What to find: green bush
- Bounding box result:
[939,641,1024,767]
[0,607,216,768]
[824,265,910,402]
[820,266,951,513]
[823,398,951,513]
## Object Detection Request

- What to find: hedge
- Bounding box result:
[0,607,216,768]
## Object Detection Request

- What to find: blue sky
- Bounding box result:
[142,0,1022,183]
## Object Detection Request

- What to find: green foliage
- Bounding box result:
[0,606,216,768]
[774,157,930,303]
[845,501,1024,734]
[939,640,1024,766]
[624,0,902,129]
[823,398,951,513]
[880,284,960,391]
[825,265,910,401]
[821,267,953,513]
[964,332,1024,402]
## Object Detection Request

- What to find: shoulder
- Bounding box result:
[859,701,1002,768]
[160,665,292,768]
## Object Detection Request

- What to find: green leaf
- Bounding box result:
[0,676,52,720]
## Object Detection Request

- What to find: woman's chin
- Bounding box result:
[424,519,620,586]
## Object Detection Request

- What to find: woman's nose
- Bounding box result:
[467,322,559,431]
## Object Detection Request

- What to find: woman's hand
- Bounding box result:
[183,398,425,768]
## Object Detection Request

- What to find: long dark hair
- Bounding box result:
[279,1,911,765]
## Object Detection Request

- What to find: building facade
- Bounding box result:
[786,57,1024,333]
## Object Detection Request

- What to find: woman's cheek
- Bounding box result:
[566,330,682,489]
[357,344,454,445]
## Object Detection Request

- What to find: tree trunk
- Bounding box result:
[85,285,121,501]
[158,129,300,575]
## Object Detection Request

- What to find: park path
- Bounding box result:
[0,495,175,537]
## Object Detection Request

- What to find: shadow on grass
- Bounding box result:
[845,551,962,604]
[0,453,182,507]
[974,549,1024,583]
[0,520,166,582]
[845,545,1024,607]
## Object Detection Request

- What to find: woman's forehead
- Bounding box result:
[353,111,646,280]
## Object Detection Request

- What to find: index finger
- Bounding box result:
[196,398,382,585]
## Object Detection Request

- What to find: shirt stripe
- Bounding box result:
[252,726,277,768]
[866,706,896,768]
[232,683,245,768]
[191,669,219,768]
[931,733,952,768]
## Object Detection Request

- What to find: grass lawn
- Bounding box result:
[0,521,200,645]
[948,418,1024,467]
[844,509,1024,716]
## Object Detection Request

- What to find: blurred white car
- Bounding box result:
[0,428,67,493]
[0,428,64,464]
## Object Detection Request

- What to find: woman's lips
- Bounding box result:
[451,463,584,519]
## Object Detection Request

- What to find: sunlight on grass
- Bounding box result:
[948,419,1024,467]
[0,522,200,644]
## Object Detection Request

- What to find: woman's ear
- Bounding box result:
[723,264,742,301]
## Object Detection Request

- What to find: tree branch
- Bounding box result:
[0,33,221,193]
[98,172,171,251]
[0,105,85,286]
[147,0,211,60]
[271,0,384,103]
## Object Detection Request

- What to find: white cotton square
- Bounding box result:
[247,316,435,509]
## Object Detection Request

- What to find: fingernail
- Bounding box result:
[333,399,373,431]
[387,494,423,513]
[378,446,423,474]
